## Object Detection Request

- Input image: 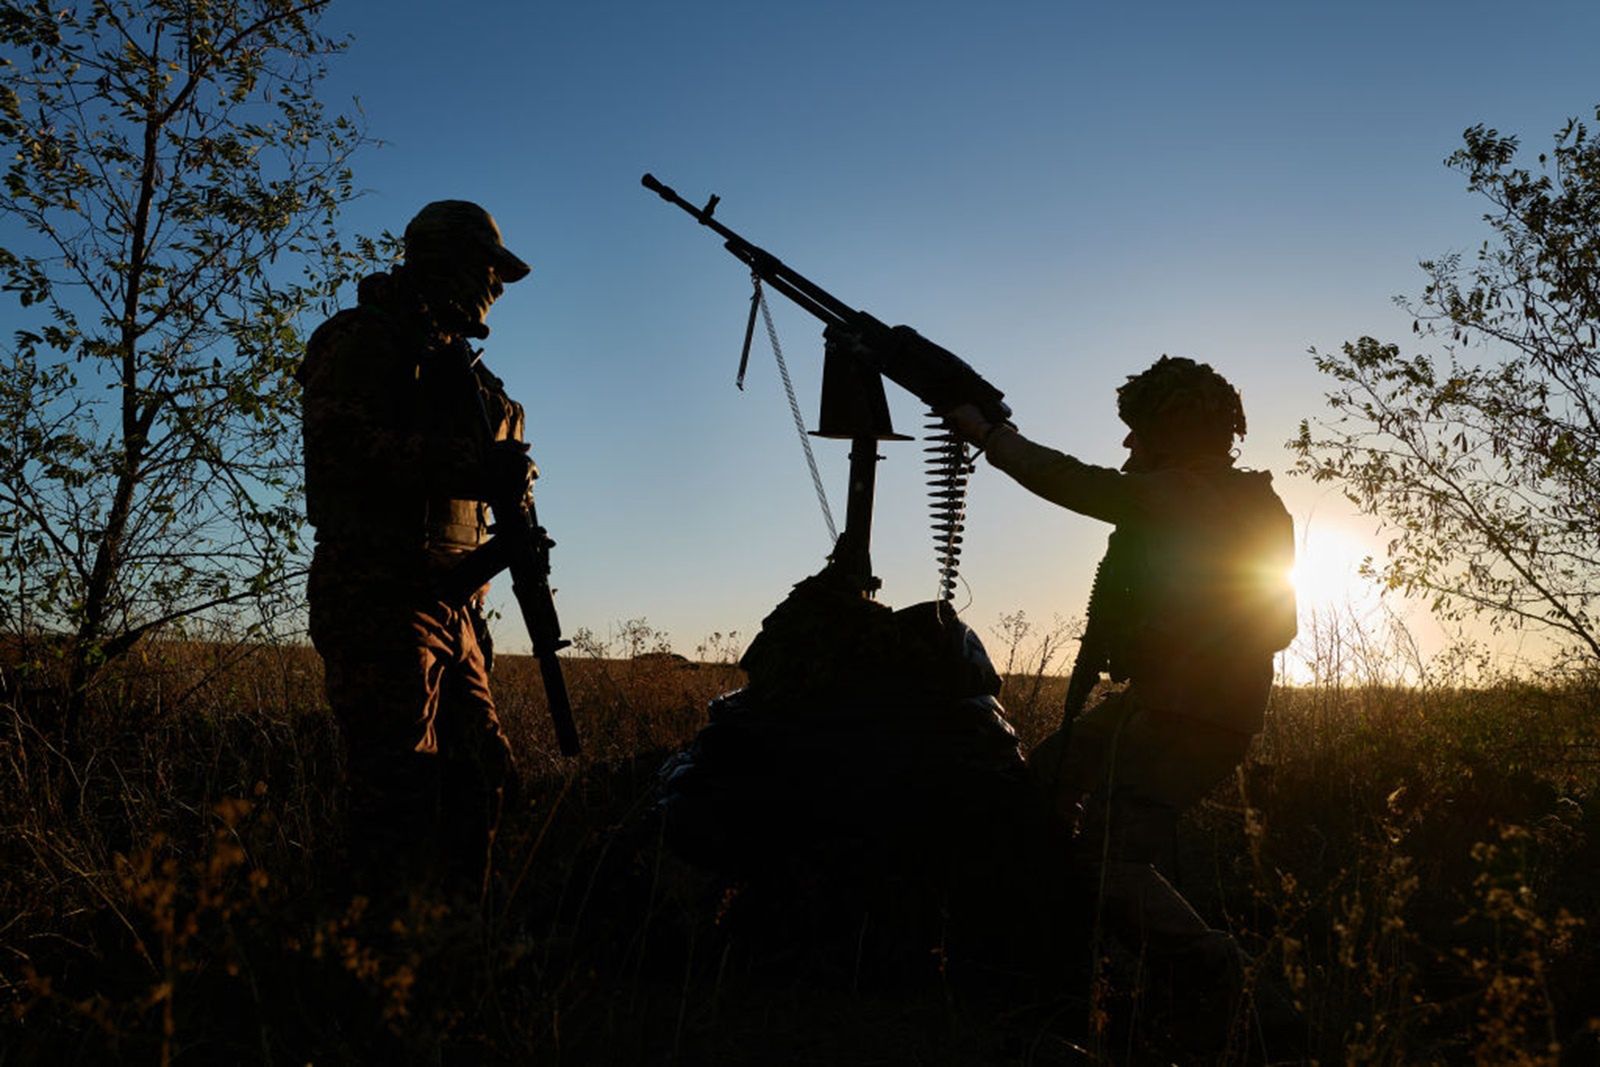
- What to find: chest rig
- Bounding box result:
[414,334,524,554]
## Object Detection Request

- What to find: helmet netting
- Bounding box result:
[1116,355,1246,455]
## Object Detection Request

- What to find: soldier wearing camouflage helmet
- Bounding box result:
[297,200,538,895]
[946,356,1301,1051]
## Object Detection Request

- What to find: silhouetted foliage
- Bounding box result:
[1295,108,1600,661]
[0,0,381,741]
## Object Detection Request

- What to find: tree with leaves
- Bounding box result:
[0,0,377,746]
[1294,108,1600,662]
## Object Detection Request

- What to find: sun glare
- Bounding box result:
[1291,524,1380,616]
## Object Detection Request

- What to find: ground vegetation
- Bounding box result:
[2,618,1595,1064]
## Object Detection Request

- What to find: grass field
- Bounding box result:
[2,620,1598,1065]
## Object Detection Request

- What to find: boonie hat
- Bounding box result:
[404,200,531,282]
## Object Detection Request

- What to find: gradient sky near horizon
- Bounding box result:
[311,0,1598,670]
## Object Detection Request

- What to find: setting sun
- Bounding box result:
[1291,523,1380,616]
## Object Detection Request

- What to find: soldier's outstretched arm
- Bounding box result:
[945,403,1156,526]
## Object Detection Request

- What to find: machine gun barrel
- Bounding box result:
[641,173,853,327]
[640,173,1011,427]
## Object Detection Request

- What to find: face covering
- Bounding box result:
[405,256,503,339]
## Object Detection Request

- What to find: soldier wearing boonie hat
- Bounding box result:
[296,199,539,898]
[400,199,532,337]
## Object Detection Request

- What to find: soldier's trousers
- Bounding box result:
[1031,688,1253,978]
[309,552,514,893]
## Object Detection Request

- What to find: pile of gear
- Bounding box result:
[655,567,1069,973]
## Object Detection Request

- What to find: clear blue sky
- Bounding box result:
[314,0,1599,664]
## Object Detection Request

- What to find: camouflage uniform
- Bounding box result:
[984,415,1296,1004]
[299,259,526,889]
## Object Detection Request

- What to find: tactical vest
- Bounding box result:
[416,351,524,555]
[300,300,525,556]
[1064,466,1297,728]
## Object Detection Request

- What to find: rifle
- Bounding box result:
[439,345,581,757]
[641,173,1011,596]
[493,480,580,757]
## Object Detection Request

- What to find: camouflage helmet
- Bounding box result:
[403,200,531,282]
[1116,355,1246,455]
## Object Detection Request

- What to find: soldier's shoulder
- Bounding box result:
[1227,466,1292,520]
[1212,462,1273,490]
[1228,464,1276,486]
[303,306,419,387]
[308,275,416,350]
[299,304,415,393]
[307,307,373,352]
[311,301,412,348]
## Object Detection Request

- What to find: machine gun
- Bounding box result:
[438,344,581,757]
[641,173,1011,599]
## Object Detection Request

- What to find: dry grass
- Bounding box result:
[2,620,1598,1064]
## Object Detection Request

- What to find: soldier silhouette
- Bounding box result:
[946,356,1303,1052]
[297,201,537,896]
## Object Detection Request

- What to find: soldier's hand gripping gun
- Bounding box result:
[640,174,1011,428]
